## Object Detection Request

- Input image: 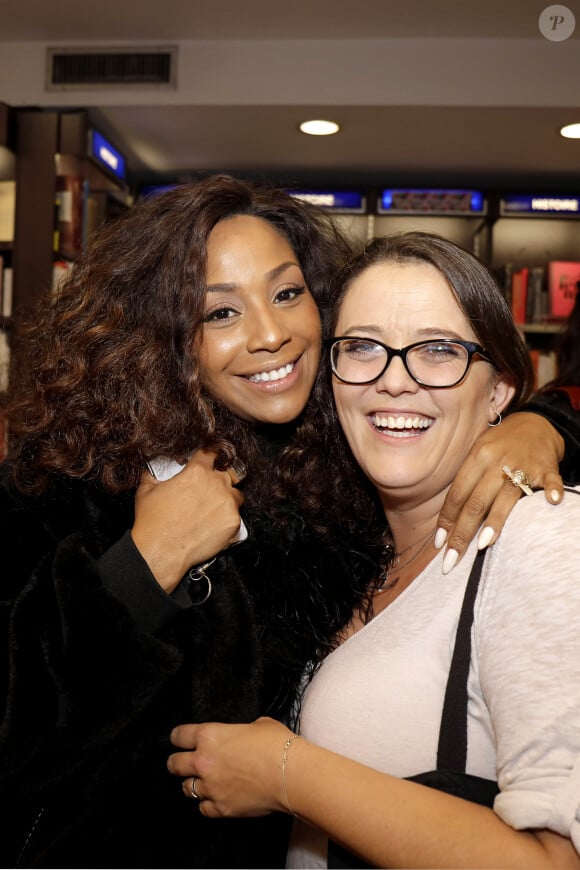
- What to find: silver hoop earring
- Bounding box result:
[488,412,502,427]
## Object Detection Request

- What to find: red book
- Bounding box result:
[510,267,529,324]
[55,175,85,259]
[547,261,580,318]
[528,348,540,391]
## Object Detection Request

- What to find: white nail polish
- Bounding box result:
[477,526,494,550]
[551,490,561,503]
[434,528,448,550]
[442,548,458,574]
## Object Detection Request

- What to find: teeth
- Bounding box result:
[371,414,432,431]
[249,362,294,383]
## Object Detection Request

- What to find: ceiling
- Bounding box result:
[1,0,580,192]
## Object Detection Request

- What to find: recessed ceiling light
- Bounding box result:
[560,123,580,139]
[299,119,340,136]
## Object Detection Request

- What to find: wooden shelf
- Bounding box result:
[520,323,564,334]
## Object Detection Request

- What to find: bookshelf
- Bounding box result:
[11,109,130,319]
[0,107,131,408]
[489,194,580,388]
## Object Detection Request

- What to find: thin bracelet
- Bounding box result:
[281,733,300,817]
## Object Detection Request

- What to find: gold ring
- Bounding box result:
[191,776,202,800]
[502,465,533,496]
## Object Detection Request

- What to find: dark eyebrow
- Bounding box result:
[340,325,466,341]
[206,260,301,293]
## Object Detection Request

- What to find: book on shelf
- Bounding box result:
[0,180,15,243]
[494,263,514,306]
[1,260,12,318]
[528,348,557,391]
[510,267,529,324]
[54,175,85,259]
[525,265,548,323]
[547,260,580,318]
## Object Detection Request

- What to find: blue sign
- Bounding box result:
[379,189,485,214]
[140,183,180,199]
[502,194,580,215]
[288,190,366,213]
[90,129,126,182]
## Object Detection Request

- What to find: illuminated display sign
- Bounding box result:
[288,190,366,213]
[140,183,180,198]
[501,194,580,215]
[89,129,126,182]
[379,189,485,214]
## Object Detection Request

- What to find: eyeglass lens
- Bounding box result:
[331,339,471,386]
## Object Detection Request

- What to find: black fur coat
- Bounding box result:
[0,470,376,869]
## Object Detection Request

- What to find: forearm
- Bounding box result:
[287,738,579,869]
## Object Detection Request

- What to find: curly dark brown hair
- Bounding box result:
[5,174,353,496]
[276,231,535,544]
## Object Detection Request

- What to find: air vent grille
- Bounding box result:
[46,47,177,89]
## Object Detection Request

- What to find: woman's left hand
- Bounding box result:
[167,718,292,818]
[435,412,565,569]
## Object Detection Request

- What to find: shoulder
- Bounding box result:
[490,486,580,569]
[0,466,133,556]
[477,487,580,614]
[500,485,580,539]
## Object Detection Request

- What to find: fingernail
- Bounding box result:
[551,490,561,503]
[442,548,458,574]
[434,528,448,550]
[477,526,495,550]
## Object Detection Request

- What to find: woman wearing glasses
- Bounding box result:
[168,232,580,869]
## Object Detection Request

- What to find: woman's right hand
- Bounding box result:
[131,450,244,593]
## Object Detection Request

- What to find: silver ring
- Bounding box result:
[502,465,534,496]
[191,777,201,800]
[228,457,247,485]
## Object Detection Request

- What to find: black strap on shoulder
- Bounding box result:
[436,548,486,771]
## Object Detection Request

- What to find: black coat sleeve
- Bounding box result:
[0,472,262,798]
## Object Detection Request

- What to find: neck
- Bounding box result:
[383,495,445,555]
[376,495,443,595]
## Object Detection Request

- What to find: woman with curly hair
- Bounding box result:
[0,176,576,869]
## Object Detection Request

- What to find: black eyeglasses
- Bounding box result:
[326,337,496,388]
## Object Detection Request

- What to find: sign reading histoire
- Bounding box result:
[501,194,580,216]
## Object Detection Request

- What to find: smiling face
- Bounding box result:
[332,259,515,512]
[199,214,322,424]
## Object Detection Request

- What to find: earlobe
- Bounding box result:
[490,376,516,423]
